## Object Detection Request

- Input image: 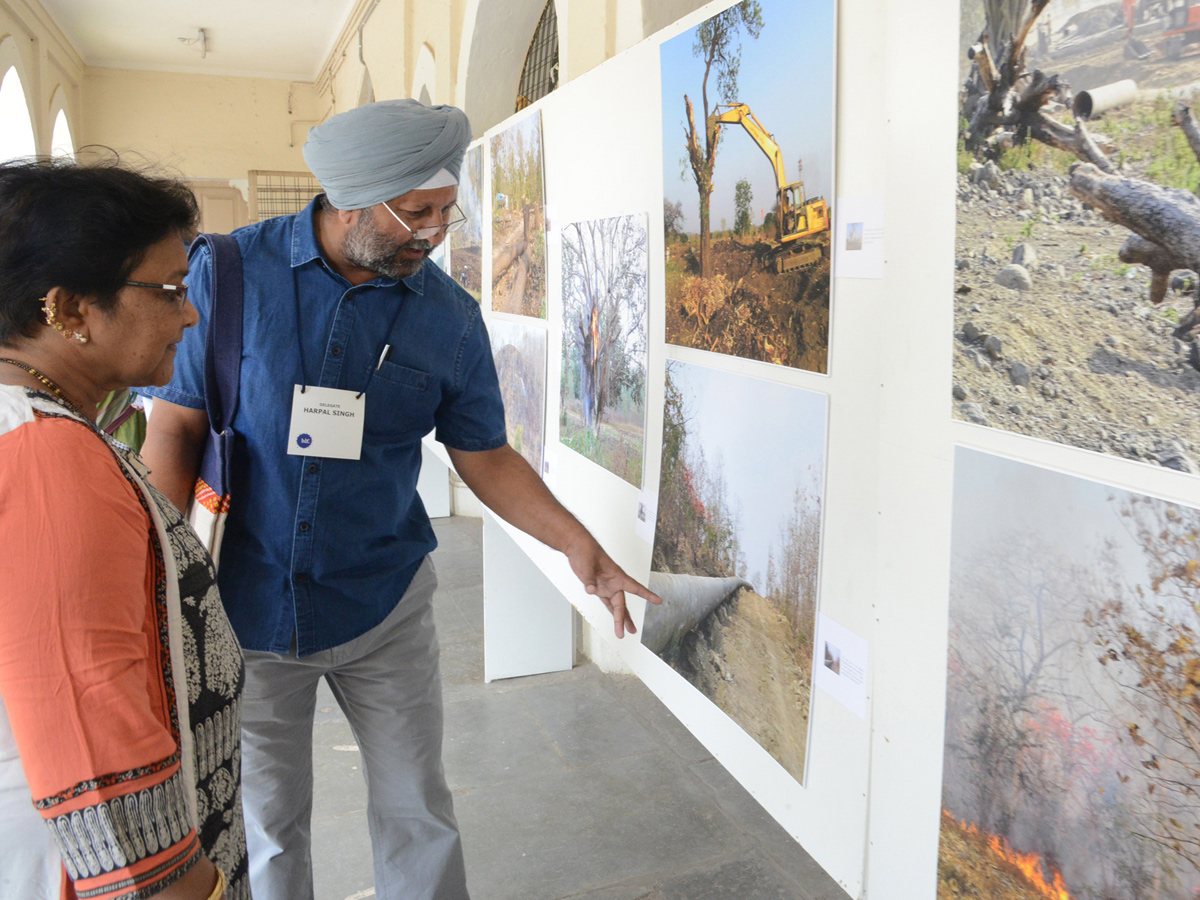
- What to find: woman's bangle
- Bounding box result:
[206,866,226,900]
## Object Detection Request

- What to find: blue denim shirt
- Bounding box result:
[142,197,507,655]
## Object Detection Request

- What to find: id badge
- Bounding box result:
[287,385,366,460]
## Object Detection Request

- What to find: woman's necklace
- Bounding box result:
[0,358,88,420]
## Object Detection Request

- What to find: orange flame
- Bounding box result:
[952,814,1074,900]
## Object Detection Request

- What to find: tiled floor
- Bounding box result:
[310,517,850,900]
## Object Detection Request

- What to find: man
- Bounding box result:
[140,99,659,900]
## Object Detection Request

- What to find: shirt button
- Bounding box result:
[307,463,318,474]
[298,522,310,532]
[331,346,342,356]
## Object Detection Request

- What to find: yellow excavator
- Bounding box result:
[707,102,829,273]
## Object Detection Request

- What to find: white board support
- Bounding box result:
[483,510,574,681]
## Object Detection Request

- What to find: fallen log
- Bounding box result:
[642,573,751,655]
[506,249,530,313]
[493,236,527,279]
[1070,164,1200,272]
[1119,234,1179,306]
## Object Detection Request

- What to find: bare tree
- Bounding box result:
[683,0,763,278]
[561,217,648,438]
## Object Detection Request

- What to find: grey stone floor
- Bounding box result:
[310,517,850,900]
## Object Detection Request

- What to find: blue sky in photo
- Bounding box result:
[667,359,827,585]
[660,0,836,234]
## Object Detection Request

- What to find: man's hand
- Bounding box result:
[448,444,661,638]
[563,533,662,639]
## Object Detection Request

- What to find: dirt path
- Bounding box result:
[667,587,812,782]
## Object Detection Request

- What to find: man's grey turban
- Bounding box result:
[303,99,472,210]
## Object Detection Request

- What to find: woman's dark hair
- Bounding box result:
[0,157,199,346]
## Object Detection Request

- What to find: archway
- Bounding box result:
[412,42,436,106]
[0,65,36,162]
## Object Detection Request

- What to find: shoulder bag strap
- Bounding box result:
[192,233,244,433]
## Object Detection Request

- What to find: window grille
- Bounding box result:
[248,170,323,223]
[515,0,559,112]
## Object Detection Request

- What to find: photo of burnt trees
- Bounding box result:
[488,318,547,473]
[940,448,1200,898]
[449,143,483,301]
[661,0,835,372]
[645,360,826,782]
[491,111,546,318]
[559,214,649,487]
[955,0,1200,474]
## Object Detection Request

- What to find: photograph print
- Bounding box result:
[448,142,484,301]
[955,0,1200,474]
[491,110,547,318]
[488,317,548,473]
[559,214,649,488]
[941,447,1200,898]
[661,0,836,372]
[644,359,826,783]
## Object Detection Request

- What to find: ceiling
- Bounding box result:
[38,0,360,80]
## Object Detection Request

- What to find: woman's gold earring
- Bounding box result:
[69,332,88,344]
[41,297,65,333]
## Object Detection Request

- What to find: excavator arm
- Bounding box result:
[708,103,789,195]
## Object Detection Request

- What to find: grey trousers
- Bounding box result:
[240,558,469,900]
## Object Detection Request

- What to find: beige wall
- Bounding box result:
[79,67,312,180]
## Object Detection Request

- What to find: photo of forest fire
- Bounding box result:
[955,0,1200,474]
[559,214,648,487]
[488,317,547,473]
[645,360,826,782]
[660,0,835,372]
[941,448,1200,898]
[448,143,483,301]
[491,111,546,318]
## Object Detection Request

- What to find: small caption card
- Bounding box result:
[832,196,885,280]
[813,613,868,719]
[634,490,657,545]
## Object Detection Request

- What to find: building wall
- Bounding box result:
[79,68,311,180]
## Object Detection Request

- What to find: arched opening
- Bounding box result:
[412,43,436,106]
[50,108,74,159]
[0,66,36,162]
[461,0,563,136]
[515,0,558,112]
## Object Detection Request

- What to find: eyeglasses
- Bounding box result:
[125,280,188,303]
[378,201,466,240]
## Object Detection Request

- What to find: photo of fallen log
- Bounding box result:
[490,111,546,318]
[954,0,1200,473]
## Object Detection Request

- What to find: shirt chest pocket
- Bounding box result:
[363,360,439,439]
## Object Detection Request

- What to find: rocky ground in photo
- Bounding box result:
[669,587,812,783]
[953,161,1200,474]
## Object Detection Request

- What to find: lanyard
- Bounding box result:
[293,268,406,398]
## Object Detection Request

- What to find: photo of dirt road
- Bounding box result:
[448,143,483,301]
[490,111,546,318]
[941,448,1200,899]
[661,0,835,372]
[644,360,827,783]
[560,214,648,487]
[955,0,1200,473]
[488,317,547,473]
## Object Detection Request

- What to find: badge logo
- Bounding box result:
[296,433,313,449]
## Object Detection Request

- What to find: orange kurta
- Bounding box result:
[0,411,200,898]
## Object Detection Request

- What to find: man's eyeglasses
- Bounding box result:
[125,280,188,303]
[379,202,466,240]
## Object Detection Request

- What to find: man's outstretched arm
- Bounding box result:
[446,444,661,638]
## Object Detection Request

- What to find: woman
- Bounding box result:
[0,159,247,899]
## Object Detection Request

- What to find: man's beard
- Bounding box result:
[342,211,432,279]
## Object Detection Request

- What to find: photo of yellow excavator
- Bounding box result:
[708,102,830,273]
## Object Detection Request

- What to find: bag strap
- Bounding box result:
[192,233,244,433]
